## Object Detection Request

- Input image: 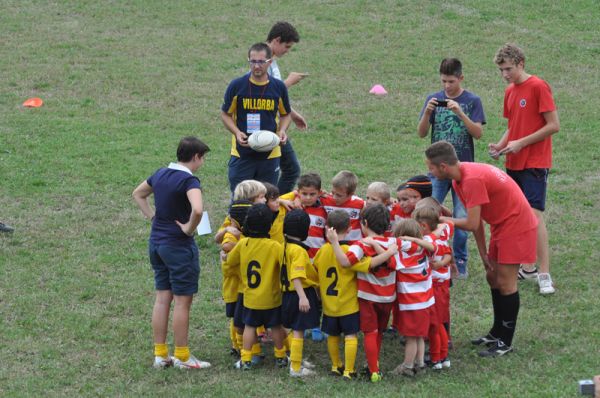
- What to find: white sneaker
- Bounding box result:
[302,359,316,369]
[153,355,173,369]
[290,366,316,377]
[442,357,451,368]
[173,355,211,369]
[538,273,555,295]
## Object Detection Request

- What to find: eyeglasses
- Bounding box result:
[248,59,271,65]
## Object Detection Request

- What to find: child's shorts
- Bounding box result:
[322,312,360,336]
[242,305,282,328]
[281,288,320,331]
[149,241,199,296]
[397,306,432,337]
[358,298,393,333]
[233,294,245,328]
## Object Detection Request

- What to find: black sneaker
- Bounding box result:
[241,361,253,371]
[275,357,289,368]
[471,334,499,346]
[229,348,240,358]
[478,340,513,357]
[342,371,357,380]
[330,366,344,376]
[0,222,14,233]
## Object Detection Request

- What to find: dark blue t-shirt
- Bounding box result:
[147,164,201,246]
[419,90,486,162]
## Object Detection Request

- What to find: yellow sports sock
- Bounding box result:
[344,336,358,374]
[174,346,190,362]
[274,346,287,359]
[236,332,244,352]
[154,343,168,358]
[283,333,292,352]
[229,320,238,350]
[290,337,304,372]
[241,348,252,363]
[251,342,262,356]
[257,325,266,335]
[327,335,342,369]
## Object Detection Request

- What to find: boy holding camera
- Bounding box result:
[417,58,486,279]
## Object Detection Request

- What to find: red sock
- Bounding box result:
[439,324,449,359]
[364,331,379,373]
[428,324,441,362]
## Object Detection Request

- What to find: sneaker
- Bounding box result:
[241,360,253,371]
[275,357,289,368]
[478,340,513,357]
[471,334,499,346]
[229,348,240,358]
[431,361,443,370]
[370,372,383,383]
[330,366,344,376]
[251,354,265,365]
[442,357,451,368]
[414,363,426,375]
[311,328,325,342]
[290,366,316,377]
[302,359,316,369]
[153,355,173,369]
[518,266,538,280]
[0,222,14,233]
[342,371,357,380]
[233,359,242,369]
[391,363,415,377]
[173,355,211,369]
[538,273,555,295]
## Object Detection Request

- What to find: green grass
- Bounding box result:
[1,1,599,396]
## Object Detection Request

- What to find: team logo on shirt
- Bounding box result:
[519,99,527,108]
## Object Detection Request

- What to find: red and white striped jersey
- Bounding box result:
[346,237,397,304]
[321,194,365,242]
[303,203,327,259]
[396,240,435,311]
[390,203,411,226]
[430,223,454,282]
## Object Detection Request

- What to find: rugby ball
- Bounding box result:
[247,130,280,152]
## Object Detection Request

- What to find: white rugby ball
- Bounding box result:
[247,130,280,152]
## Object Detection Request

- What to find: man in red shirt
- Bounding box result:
[489,43,560,295]
[425,141,538,357]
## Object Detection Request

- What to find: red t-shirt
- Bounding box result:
[453,163,538,240]
[503,75,556,170]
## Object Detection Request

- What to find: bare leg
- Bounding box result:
[523,209,549,273]
[173,294,193,347]
[152,290,173,344]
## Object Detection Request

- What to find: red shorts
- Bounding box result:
[433,280,450,324]
[358,298,393,333]
[396,307,431,337]
[488,227,537,265]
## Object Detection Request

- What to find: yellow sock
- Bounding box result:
[229,320,238,350]
[327,335,342,369]
[290,337,304,372]
[154,343,168,358]
[236,332,244,352]
[274,346,287,359]
[344,336,358,374]
[284,332,292,352]
[251,342,262,357]
[257,325,266,335]
[241,348,252,363]
[174,346,190,362]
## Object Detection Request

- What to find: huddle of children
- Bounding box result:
[218,170,455,382]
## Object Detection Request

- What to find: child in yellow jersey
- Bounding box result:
[221,200,252,359]
[314,210,398,380]
[225,203,288,370]
[280,210,320,377]
[263,182,286,244]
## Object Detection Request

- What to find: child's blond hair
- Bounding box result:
[332,170,358,195]
[233,180,266,202]
[412,206,439,232]
[393,218,423,239]
[414,196,442,214]
[367,181,391,203]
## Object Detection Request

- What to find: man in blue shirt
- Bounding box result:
[418,58,486,279]
[132,136,211,370]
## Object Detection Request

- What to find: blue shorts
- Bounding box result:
[242,305,282,328]
[506,168,548,211]
[233,294,245,328]
[149,241,199,296]
[281,288,321,331]
[228,156,280,193]
[225,300,238,318]
[321,312,360,336]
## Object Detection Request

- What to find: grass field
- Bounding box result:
[1,1,599,397]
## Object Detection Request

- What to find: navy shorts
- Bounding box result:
[281,288,321,331]
[321,312,360,336]
[242,305,282,328]
[149,241,199,296]
[233,294,245,328]
[225,300,238,318]
[228,156,281,193]
[506,168,548,211]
